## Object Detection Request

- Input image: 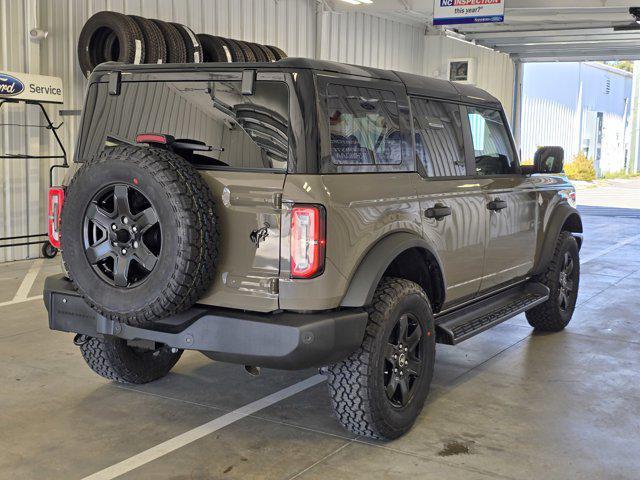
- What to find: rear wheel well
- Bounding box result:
[383,247,445,313]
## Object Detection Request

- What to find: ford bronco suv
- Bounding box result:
[44,58,582,440]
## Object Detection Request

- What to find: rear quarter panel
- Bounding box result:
[279,173,423,311]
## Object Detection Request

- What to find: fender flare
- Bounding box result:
[340,232,444,308]
[533,202,583,276]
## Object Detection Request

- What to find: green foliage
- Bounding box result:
[564,152,596,181]
[601,169,640,180]
[608,61,634,73]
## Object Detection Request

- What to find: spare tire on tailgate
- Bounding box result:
[61,145,219,327]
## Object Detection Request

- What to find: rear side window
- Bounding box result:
[467,107,517,175]
[77,80,289,171]
[327,84,401,166]
[411,98,466,177]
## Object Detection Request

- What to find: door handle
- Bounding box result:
[487,198,508,211]
[425,203,452,220]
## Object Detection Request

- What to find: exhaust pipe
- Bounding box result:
[244,365,261,377]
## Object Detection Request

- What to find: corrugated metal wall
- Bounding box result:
[317,10,424,74]
[0,0,44,261]
[0,0,516,262]
[423,34,515,120]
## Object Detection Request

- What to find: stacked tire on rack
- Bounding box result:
[78,11,288,78]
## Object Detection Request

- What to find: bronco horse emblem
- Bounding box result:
[250,222,270,247]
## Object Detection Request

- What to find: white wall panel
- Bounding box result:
[423,34,516,120]
[318,10,424,74]
[0,0,43,261]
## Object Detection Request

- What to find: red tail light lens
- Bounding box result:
[290,204,326,279]
[135,133,171,144]
[48,187,65,249]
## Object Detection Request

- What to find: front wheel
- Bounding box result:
[327,278,435,440]
[526,231,580,332]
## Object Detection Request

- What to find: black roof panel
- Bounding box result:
[93,57,502,108]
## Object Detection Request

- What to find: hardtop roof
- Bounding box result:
[93,57,502,108]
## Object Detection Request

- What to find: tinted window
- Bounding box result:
[411,98,466,177]
[327,84,401,166]
[467,107,516,175]
[78,80,289,170]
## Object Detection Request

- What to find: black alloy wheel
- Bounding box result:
[383,312,424,408]
[83,183,161,288]
[558,250,577,312]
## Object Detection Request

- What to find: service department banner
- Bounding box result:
[0,71,63,104]
[433,0,505,26]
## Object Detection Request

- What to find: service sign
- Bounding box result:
[0,71,63,104]
[433,0,504,26]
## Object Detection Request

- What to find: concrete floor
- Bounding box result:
[1,182,640,480]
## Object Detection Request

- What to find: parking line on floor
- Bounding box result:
[13,259,44,301]
[0,295,42,308]
[581,233,640,265]
[81,374,326,480]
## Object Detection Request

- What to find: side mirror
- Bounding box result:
[533,146,564,174]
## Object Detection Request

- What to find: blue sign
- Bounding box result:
[0,73,25,97]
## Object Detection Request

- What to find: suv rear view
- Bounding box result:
[45,59,582,440]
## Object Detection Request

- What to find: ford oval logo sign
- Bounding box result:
[0,74,25,96]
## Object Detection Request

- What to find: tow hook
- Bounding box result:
[73,334,90,346]
[244,365,261,377]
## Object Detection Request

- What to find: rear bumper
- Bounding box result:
[44,274,368,370]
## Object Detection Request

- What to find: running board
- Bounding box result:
[435,282,549,345]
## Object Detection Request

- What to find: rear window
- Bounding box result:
[77,80,289,171]
[327,84,401,166]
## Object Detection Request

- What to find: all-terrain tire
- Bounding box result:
[526,231,580,332]
[234,40,256,62]
[150,19,187,63]
[61,145,219,327]
[198,34,232,62]
[246,42,268,61]
[129,15,167,63]
[170,22,203,63]
[265,45,287,60]
[222,38,248,62]
[257,44,277,62]
[326,278,436,440]
[78,11,145,78]
[80,336,182,384]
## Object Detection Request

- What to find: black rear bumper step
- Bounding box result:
[435,282,549,345]
[44,274,368,370]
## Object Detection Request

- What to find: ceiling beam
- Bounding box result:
[516,54,640,62]
[498,43,640,54]
[479,33,640,47]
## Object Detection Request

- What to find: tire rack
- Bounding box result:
[0,98,69,257]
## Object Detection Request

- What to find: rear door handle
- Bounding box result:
[487,198,508,211]
[425,203,452,220]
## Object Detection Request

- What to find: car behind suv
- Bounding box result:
[45,58,582,440]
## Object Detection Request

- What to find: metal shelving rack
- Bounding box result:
[0,98,69,257]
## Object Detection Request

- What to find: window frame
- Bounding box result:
[462,104,523,178]
[76,71,300,173]
[316,74,415,174]
[409,95,472,180]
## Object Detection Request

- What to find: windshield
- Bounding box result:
[77,79,290,171]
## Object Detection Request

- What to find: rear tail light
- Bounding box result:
[135,133,174,145]
[290,204,326,279]
[48,187,65,249]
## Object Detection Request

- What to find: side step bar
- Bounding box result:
[435,282,550,345]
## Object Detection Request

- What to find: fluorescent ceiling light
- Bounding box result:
[339,0,373,4]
